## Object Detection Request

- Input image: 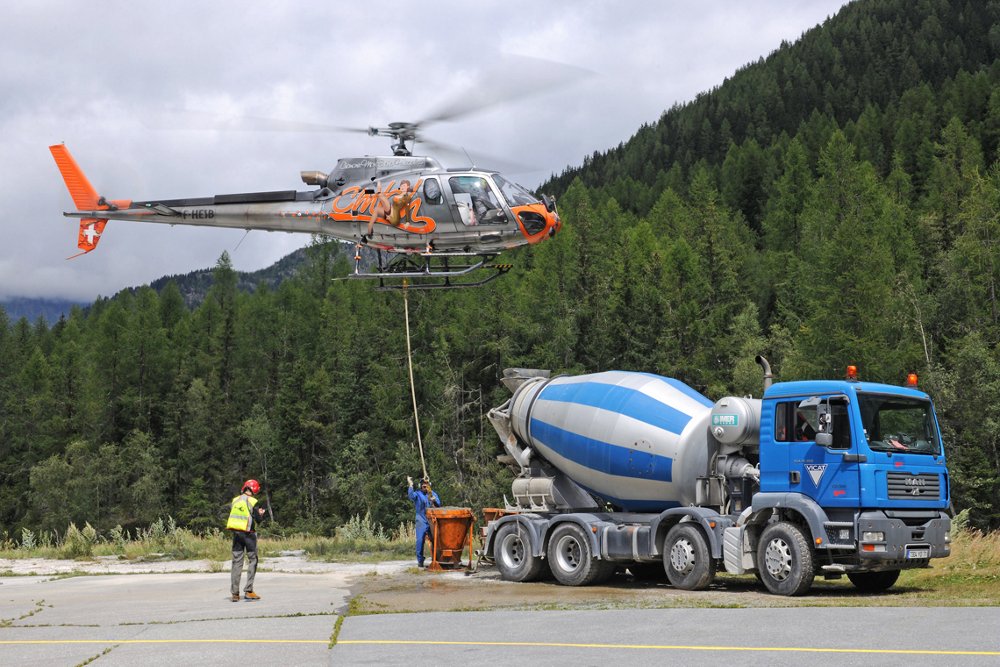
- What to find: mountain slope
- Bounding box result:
[544,0,1000,209]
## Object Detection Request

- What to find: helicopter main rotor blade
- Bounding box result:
[414,137,531,174]
[147,109,364,133]
[418,54,592,126]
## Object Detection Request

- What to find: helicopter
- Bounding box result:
[50,134,560,289]
[49,57,584,289]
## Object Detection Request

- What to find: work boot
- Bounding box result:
[231,594,240,602]
[244,591,260,601]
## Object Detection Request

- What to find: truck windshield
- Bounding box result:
[858,394,941,455]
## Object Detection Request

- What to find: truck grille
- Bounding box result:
[887,472,940,500]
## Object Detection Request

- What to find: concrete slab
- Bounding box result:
[0,568,360,665]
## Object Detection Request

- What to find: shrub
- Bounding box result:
[60,523,95,559]
[20,527,37,551]
[109,525,128,553]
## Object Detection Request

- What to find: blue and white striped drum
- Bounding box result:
[509,371,714,511]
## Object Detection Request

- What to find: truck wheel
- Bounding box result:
[495,522,549,582]
[663,523,716,590]
[757,522,814,596]
[847,570,900,592]
[547,523,611,586]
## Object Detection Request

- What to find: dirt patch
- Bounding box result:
[350,564,983,613]
[2,557,989,609]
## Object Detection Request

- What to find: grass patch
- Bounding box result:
[330,593,368,647]
[0,513,416,563]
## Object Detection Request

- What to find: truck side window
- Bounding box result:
[775,402,802,442]
[776,399,852,447]
[775,401,816,441]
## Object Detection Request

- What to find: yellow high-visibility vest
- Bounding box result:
[226,494,258,532]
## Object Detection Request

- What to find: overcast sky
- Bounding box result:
[2,0,849,301]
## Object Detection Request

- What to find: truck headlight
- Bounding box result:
[862,531,884,542]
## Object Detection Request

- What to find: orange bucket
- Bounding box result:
[480,507,519,543]
[425,507,475,571]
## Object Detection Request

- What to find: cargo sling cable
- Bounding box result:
[402,280,428,481]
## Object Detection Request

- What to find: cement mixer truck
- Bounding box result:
[483,359,951,596]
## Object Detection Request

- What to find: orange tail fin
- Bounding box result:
[50,144,101,210]
[49,144,128,256]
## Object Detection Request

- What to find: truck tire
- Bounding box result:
[495,522,549,582]
[757,522,814,596]
[663,523,716,590]
[847,570,900,592]
[547,523,613,586]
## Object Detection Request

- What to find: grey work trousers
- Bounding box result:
[230,531,258,595]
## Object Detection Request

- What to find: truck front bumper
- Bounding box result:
[856,510,951,567]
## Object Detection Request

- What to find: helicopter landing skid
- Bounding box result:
[349,248,513,290]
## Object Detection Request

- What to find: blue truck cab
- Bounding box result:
[753,378,951,585]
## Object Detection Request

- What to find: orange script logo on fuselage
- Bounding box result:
[330,179,436,234]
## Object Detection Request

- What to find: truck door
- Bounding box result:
[773,396,861,507]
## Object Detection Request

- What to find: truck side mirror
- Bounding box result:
[814,400,837,448]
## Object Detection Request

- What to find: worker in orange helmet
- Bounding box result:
[227,479,268,601]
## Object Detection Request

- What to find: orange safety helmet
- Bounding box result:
[243,479,261,494]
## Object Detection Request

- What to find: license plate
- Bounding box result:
[906,548,930,559]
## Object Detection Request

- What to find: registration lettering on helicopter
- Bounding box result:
[181,210,216,220]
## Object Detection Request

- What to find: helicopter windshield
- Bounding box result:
[492,175,541,207]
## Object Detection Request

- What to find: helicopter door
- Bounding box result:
[448,176,508,226]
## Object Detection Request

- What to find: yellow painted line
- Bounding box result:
[0,639,327,645]
[336,639,1000,657]
[4,638,997,656]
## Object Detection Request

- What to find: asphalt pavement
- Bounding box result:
[4,568,1000,666]
[0,571,347,666]
[332,607,1000,666]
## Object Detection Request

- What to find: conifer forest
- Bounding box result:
[4,0,1000,537]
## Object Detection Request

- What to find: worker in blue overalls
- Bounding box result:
[407,475,441,567]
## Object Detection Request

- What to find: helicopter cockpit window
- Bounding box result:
[449,176,505,226]
[422,177,442,205]
[493,174,540,207]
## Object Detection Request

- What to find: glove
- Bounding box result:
[407,476,413,487]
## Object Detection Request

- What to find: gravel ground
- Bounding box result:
[0,554,413,577]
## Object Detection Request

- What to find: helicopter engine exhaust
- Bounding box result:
[301,171,328,187]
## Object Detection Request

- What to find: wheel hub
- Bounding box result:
[669,538,696,575]
[555,535,583,572]
[500,533,525,569]
[764,537,793,581]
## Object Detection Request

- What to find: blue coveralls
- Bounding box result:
[408,487,441,566]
